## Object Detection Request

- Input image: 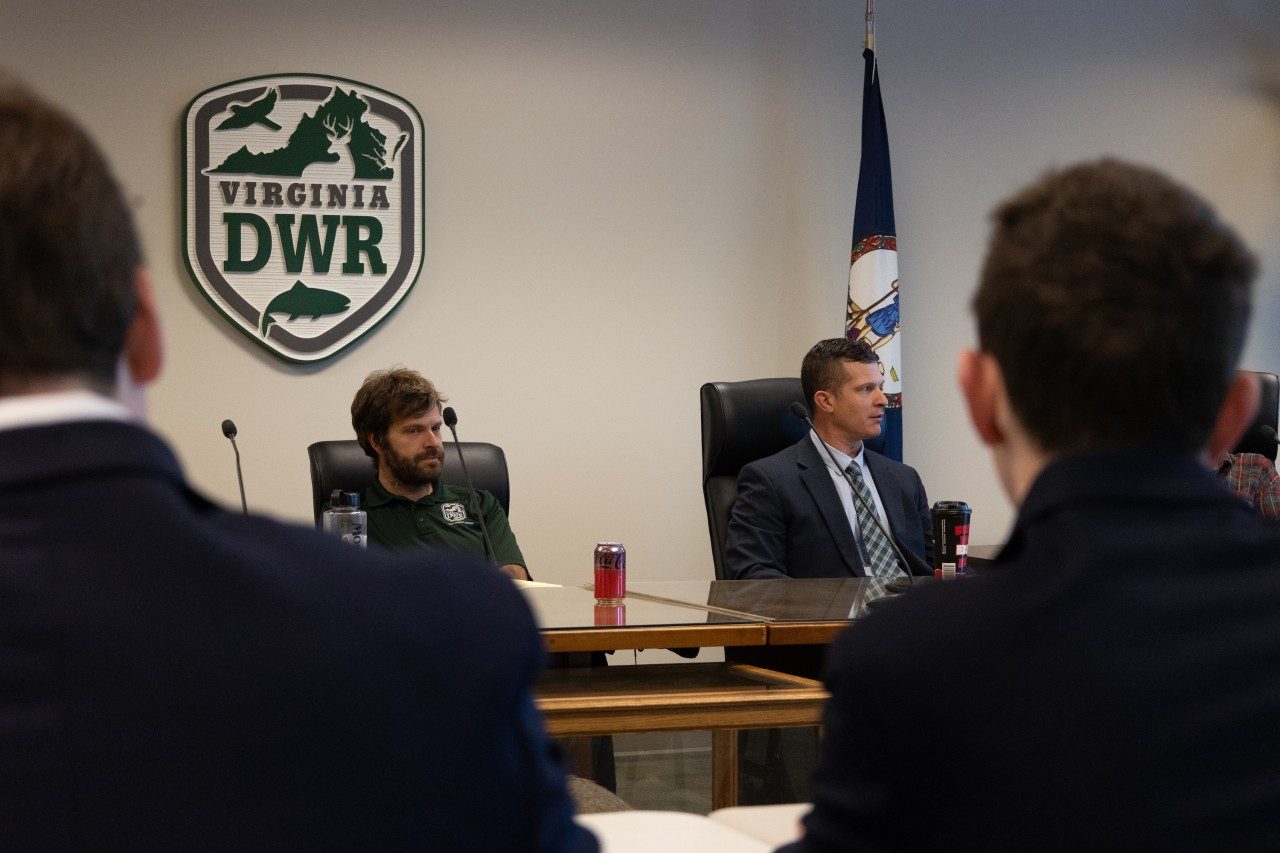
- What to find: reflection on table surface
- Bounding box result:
[521,583,757,631]
[522,578,911,631]
[631,578,903,621]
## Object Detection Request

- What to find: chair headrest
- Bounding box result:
[701,379,810,481]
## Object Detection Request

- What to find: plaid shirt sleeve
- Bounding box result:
[1224,453,1280,519]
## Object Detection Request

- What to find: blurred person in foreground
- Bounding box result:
[782,159,1280,850]
[0,78,594,851]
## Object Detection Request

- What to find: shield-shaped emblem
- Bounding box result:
[183,74,424,362]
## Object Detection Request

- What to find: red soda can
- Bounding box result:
[593,542,626,604]
[931,501,972,578]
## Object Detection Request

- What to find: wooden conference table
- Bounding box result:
[523,577,902,807]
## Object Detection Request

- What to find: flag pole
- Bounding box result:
[864,0,875,53]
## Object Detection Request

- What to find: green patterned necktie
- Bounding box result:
[846,462,903,578]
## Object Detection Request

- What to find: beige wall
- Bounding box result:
[5,0,1278,584]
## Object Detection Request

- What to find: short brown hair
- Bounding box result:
[351,367,448,461]
[974,159,1255,454]
[801,338,879,410]
[0,78,142,393]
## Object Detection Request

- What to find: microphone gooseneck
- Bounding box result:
[441,407,497,564]
[220,418,248,514]
[789,401,914,589]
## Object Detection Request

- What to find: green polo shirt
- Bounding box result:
[363,480,526,569]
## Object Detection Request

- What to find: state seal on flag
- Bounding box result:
[847,234,902,406]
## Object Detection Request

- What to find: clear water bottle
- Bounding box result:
[322,490,367,548]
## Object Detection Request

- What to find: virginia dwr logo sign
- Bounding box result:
[183,74,424,362]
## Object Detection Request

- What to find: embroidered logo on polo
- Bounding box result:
[183,75,425,362]
[441,502,468,523]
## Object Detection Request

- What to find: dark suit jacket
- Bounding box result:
[783,451,1280,851]
[724,436,932,579]
[0,420,596,852]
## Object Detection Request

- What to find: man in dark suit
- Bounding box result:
[0,80,595,850]
[783,160,1280,850]
[725,338,933,580]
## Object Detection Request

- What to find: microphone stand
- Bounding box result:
[220,419,248,515]
[441,407,496,564]
[789,402,914,591]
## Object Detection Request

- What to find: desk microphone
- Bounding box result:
[220,419,248,514]
[441,406,496,564]
[789,402,914,592]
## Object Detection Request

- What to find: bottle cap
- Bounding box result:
[340,491,362,508]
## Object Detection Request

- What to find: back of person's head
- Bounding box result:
[0,78,142,395]
[351,366,447,461]
[801,337,879,410]
[974,158,1255,455]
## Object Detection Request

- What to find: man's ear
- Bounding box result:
[812,390,834,415]
[957,349,1005,447]
[1203,371,1260,464]
[124,268,163,385]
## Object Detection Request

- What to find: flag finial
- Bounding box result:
[864,0,875,52]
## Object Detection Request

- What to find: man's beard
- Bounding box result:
[383,444,443,489]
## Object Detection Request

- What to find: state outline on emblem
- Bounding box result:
[182,73,426,364]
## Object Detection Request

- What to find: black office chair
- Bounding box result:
[700,379,862,801]
[1236,371,1279,463]
[306,439,510,526]
[699,378,888,580]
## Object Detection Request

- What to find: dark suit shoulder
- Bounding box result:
[830,573,995,670]
[0,421,594,851]
[738,437,812,478]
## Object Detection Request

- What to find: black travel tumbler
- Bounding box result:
[931,501,971,578]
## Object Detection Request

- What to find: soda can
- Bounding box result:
[931,501,972,579]
[593,542,626,604]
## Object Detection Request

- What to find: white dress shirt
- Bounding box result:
[0,390,133,433]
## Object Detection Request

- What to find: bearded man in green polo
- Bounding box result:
[351,367,529,580]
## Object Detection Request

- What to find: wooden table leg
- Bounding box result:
[712,728,740,809]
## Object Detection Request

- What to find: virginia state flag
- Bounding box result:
[846,46,903,461]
